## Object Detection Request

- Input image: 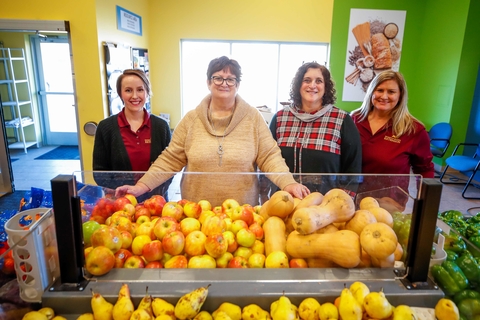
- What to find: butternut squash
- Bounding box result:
[286,230,361,268]
[345,210,377,236]
[315,224,339,234]
[359,196,380,210]
[292,188,355,234]
[263,216,287,256]
[368,207,394,227]
[394,242,404,261]
[306,258,338,268]
[357,249,372,268]
[371,253,395,268]
[293,191,324,212]
[259,200,271,221]
[360,222,398,260]
[265,190,295,219]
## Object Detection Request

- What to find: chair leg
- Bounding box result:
[461,170,480,200]
[439,165,453,184]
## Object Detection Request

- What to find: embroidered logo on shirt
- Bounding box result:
[144,139,151,144]
[384,135,401,143]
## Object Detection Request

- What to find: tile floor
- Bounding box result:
[6,146,480,215]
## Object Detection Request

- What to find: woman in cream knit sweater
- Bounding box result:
[116,56,308,206]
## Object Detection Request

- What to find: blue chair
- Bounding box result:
[439,142,480,199]
[429,122,452,159]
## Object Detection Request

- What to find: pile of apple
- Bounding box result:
[83,193,296,275]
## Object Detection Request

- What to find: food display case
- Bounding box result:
[6,171,444,318]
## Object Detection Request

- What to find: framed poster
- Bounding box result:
[342,9,406,102]
[116,6,142,36]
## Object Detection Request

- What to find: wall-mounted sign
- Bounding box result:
[116,6,142,36]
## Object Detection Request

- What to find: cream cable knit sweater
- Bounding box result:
[139,94,296,206]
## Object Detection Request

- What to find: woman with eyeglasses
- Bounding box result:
[270,62,362,194]
[93,69,172,197]
[115,56,309,206]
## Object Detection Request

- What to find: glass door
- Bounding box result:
[31,35,78,145]
[0,95,14,195]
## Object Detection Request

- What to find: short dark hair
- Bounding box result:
[206,56,242,84]
[116,69,152,99]
[289,62,336,106]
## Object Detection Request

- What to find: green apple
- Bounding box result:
[82,220,101,247]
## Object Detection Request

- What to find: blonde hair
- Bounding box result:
[351,70,422,137]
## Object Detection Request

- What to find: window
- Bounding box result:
[180,40,329,117]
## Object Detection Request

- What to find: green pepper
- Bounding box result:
[460,315,468,320]
[398,219,411,247]
[470,213,480,224]
[431,264,462,296]
[440,210,465,221]
[392,219,403,235]
[443,261,469,291]
[467,223,480,239]
[454,289,480,305]
[457,253,480,285]
[446,220,468,237]
[458,298,480,319]
[446,249,459,261]
[474,315,480,320]
[444,232,467,253]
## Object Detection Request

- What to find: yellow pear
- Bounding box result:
[338,287,362,320]
[392,304,416,320]
[212,311,232,320]
[212,302,242,320]
[271,294,296,320]
[137,287,154,318]
[91,290,114,320]
[38,307,55,320]
[22,311,48,320]
[349,281,370,312]
[112,283,135,320]
[154,316,174,320]
[76,313,94,320]
[363,291,394,319]
[242,304,271,320]
[51,316,67,320]
[298,297,321,320]
[130,308,154,320]
[175,284,211,320]
[152,298,175,318]
[435,298,460,320]
[318,302,338,320]
[193,311,213,320]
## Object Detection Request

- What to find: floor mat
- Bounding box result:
[34,146,80,160]
[0,190,28,211]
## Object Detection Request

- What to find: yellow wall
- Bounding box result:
[148,0,333,128]
[0,0,333,171]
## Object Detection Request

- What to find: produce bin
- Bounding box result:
[7,171,443,318]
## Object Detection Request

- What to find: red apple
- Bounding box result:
[183,201,202,219]
[188,255,216,268]
[124,255,146,268]
[162,230,185,256]
[222,198,240,214]
[162,201,184,221]
[134,206,151,222]
[135,221,156,240]
[119,231,133,249]
[90,226,123,253]
[180,217,201,236]
[136,215,151,225]
[216,252,234,268]
[231,205,254,226]
[230,220,248,235]
[184,230,207,256]
[111,216,135,236]
[228,256,248,268]
[154,216,180,241]
[198,200,212,212]
[164,255,188,268]
[144,195,167,215]
[131,234,152,256]
[205,233,228,258]
[85,246,115,275]
[114,248,133,268]
[201,215,227,236]
[84,246,94,259]
[114,196,132,212]
[142,240,164,262]
[145,261,163,268]
[177,199,190,207]
[289,258,308,268]
[122,203,136,221]
[248,253,266,268]
[223,230,238,253]
[236,228,256,248]
[252,213,265,226]
[212,206,223,215]
[234,246,253,260]
[248,223,264,240]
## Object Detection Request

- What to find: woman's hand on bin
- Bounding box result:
[115,183,150,198]
[283,183,310,199]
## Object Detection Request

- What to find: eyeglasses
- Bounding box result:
[211,76,237,86]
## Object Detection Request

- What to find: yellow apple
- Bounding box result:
[188,255,216,268]
[265,251,289,268]
[247,253,266,268]
[131,234,152,256]
[198,199,212,212]
[180,217,201,236]
[184,230,207,256]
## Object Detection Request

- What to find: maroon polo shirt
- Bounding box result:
[118,109,152,171]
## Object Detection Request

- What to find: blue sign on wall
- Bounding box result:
[116,6,142,36]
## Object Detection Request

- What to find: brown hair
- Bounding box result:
[290,62,336,107]
[116,69,152,100]
[206,56,242,84]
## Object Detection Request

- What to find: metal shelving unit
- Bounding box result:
[0,48,38,153]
